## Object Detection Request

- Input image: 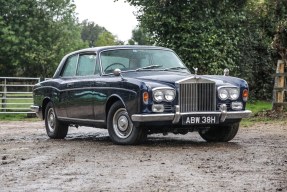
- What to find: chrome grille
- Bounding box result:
[179,78,216,112]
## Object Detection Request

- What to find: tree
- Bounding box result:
[122,0,287,100]
[81,20,107,47]
[122,0,248,73]
[128,26,150,45]
[96,31,119,46]
[0,0,86,78]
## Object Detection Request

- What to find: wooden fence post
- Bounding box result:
[273,60,287,112]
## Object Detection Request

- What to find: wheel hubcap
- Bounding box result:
[118,116,129,131]
[47,108,56,132]
[113,108,133,139]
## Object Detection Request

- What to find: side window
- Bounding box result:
[77,54,97,76]
[61,55,78,77]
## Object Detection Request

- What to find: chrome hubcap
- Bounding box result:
[118,116,129,131]
[113,108,133,139]
[47,108,56,132]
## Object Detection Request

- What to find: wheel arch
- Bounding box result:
[42,97,51,120]
[105,94,126,121]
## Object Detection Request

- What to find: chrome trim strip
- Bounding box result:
[58,117,105,123]
[34,86,136,94]
[131,114,174,122]
[152,87,175,91]
[179,112,221,115]
[225,110,252,119]
[33,86,61,92]
[30,105,40,113]
[61,87,137,94]
[176,76,198,84]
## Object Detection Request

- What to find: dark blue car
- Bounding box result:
[31,45,251,145]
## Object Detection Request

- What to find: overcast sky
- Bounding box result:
[74,0,139,42]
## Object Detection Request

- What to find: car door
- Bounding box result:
[66,53,98,120]
[56,54,79,118]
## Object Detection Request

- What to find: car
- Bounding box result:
[31,45,251,145]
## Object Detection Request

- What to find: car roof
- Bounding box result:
[66,45,173,56]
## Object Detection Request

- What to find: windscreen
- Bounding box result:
[100,49,186,74]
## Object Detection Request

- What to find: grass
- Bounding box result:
[0,113,38,121]
[241,100,287,127]
[245,100,272,114]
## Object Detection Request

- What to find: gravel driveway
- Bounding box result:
[0,120,286,191]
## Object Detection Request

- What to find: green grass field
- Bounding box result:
[245,100,272,114]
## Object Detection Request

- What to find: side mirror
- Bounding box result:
[113,68,121,76]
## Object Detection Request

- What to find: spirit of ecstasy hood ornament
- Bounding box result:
[193,67,198,75]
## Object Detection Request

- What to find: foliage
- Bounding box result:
[95,31,119,46]
[128,26,150,45]
[80,20,107,47]
[123,0,287,100]
[270,0,287,62]
[0,0,87,78]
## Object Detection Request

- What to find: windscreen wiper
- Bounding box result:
[164,66,187,71]
[136,65,162,71]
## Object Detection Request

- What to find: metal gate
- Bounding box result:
[0,77,40,114]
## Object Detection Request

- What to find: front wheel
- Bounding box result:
[44,102,68,139]
[198,122,240,142]
[107,101,146,145]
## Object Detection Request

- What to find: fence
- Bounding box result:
[0,77,40,114]
[273,60,287,111]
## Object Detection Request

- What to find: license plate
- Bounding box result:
[182,115,219,125]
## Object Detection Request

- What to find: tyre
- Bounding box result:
[107,101,146,145]
[44,102,68,139]
[198,122,240,142]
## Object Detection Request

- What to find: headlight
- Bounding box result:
[229,88,239,100]
[218,89,229,100]
[218,87,240,100]
[164,90,175,101]
[153,88,176,102]
[153,90,164,102]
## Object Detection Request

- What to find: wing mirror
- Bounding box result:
[113,68,121,76]
[113,68,125,81]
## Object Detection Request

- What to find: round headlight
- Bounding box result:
[164,90,175,101]
[219,88,229,100]
[229,88,239,100]
[153,90,164,102]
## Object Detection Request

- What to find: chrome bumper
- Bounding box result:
[30,105,41,118]
[131,105,252,124]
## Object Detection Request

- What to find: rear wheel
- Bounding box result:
[198,122,240,142]
[107,101,146,145]
[45,102,68,139]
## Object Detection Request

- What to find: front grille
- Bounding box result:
[164,105,173,112]
[217,103,231,110]
[179,78,216,112]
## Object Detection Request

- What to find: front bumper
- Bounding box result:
[30,105,42,118]
[131,105,252,124]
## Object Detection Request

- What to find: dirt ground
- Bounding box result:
[0,120,286,192]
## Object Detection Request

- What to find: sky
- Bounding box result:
[74,0,139,42]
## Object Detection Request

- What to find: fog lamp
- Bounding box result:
[231,102,243,110]
[152,104,164,113]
